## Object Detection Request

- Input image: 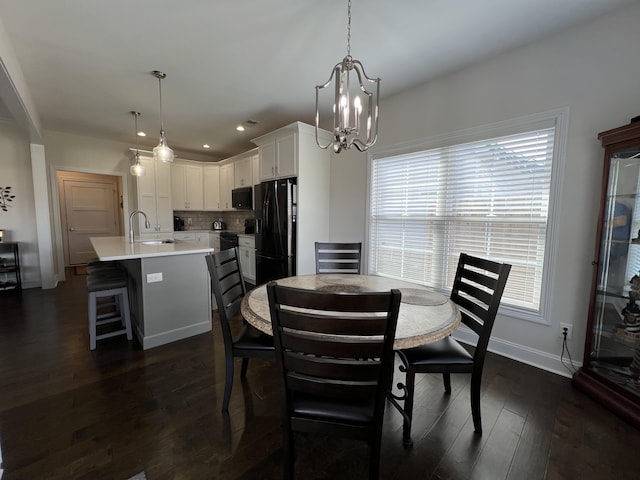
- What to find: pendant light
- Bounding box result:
[151,70,174,163]
[129,111,145,176]
[315,0,380,153]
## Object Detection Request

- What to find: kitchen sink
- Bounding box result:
[138,239,175,245]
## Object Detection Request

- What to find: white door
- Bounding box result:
[62,177,120,265]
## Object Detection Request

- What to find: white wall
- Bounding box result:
[0,120,40,287]
[329,3,640,376]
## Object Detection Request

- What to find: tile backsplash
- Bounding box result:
[174,210,255,232]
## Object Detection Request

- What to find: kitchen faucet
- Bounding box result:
[129,210,151,243]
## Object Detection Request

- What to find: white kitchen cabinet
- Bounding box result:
[234,153,253,188]
[256,132,297,181]
[136,155,173,235]
[238,234,255,283]
[210,232,221,252]
[203,164,221,211]
[219,163,235,210]
[251,150,260,185]
[171,162,203,210]
[195,232,210,245]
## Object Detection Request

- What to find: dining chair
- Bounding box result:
[314,241,362,274]
[395,253,511,445]
[266,282,402,480]
[205,247,274,413]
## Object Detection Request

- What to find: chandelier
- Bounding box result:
[151,70,174,163]
[315,0,380,153]
[129,111,145,177]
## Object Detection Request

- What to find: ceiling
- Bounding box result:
[0,0,635,160]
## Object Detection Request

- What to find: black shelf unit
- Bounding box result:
[0,242,22,293]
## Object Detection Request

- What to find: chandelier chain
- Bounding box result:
[347,0,351,56]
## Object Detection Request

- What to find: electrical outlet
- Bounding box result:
[560,322,573,339]
[146,272,163,283]
[187,217,192,226]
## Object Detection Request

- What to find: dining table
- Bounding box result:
[240,273,462,447]
[240,273,461,351]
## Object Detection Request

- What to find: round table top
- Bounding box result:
[241,274,461,350]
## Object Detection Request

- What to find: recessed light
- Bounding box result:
[236,125,245,132]
[202,144,211,149]
[137,131,146,137]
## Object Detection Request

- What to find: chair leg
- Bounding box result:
[442,372,452,393]
[89,291,97,350]
[470,374,482,434]
[240,357,249,378]
[222,351,235,413]
[402,368,416,447]
[283,424,294,480]
[368,436,382,479]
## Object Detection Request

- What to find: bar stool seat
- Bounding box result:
[87,270,133,350]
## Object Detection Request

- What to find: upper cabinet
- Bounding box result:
[171,162,203,210]
[252,150,260,187]
[135,156,173,235]
[203,164,221,211]
[219,163,235,210]
[255,132,296,181]
[234,151,254,188]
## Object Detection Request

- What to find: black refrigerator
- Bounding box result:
[254,177,297,284]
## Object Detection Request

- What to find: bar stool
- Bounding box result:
[87,269,133,350]
[86,260,126,317]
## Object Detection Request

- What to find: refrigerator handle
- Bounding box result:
[263,185,270,232]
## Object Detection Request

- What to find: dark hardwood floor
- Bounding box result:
[1,271,639,479]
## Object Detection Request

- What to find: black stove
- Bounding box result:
[219,232,238,251]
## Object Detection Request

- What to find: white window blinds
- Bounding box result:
[369,126,556,311]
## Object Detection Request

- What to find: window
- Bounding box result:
[368,110,566,319]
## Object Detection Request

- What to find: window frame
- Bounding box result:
[365,108,569,325]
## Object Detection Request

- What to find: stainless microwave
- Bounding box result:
[232,187,253,210]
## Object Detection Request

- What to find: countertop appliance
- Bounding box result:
[244,218,255,234]
[174,216,185,231]
[212,219,226,230]
[232,187,253,210]
[254,178,297,284]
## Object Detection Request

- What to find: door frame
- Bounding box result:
[50,165,130,281]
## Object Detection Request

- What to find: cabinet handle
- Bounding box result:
[69,227,75,231]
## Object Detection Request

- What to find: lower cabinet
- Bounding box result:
[210,232,221,252]
[238,235,255,283]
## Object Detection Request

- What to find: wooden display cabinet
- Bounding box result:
[574,121,640,428]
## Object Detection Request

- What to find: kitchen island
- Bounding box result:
[90,236,214,350]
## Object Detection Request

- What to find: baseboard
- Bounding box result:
[452,328,582,379]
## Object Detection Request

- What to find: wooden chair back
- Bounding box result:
[205,247,246,348]
[267,282,401,478]
[314,241,362,274]
[450,253,511,362]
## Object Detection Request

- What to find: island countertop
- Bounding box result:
[90,236,214,261]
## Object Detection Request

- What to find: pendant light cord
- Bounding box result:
[158,76,164,132]
[134,112,140,155]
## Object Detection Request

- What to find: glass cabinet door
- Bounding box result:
[591,145,640,396]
